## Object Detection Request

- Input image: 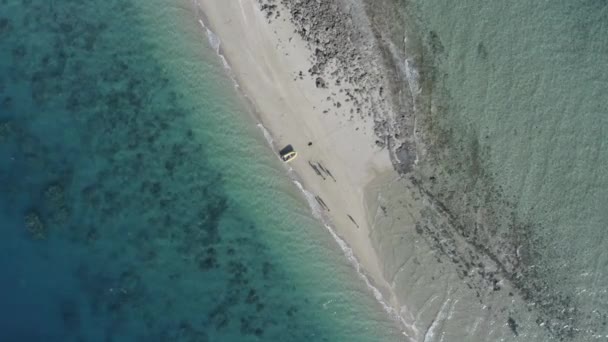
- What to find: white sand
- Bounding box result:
[195,0,404,327]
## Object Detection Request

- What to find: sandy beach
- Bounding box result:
[195,0,408,333]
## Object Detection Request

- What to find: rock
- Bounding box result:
[507,316,519,336]
[394,142,416,174]
[0,120,13,142]
[25,211,46,239]
[44,183,65,204]
[315,77,326,88]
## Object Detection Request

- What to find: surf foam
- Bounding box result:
[291,176,417,340]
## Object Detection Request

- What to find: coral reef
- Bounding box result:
[25,211,45,239]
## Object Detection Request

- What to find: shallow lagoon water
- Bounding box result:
[0,0,403,341]
[367,0,608,340]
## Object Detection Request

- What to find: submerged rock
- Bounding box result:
[0,120,15,143]
[508,316,519,336]
[44,183,65,204]
[25,210,46,239]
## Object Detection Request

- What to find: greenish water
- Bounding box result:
[0,0,403,341]
[368,0,608,340]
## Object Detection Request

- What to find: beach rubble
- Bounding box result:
[258,0,416,173]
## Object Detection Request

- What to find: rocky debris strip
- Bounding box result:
[256,0,416,173]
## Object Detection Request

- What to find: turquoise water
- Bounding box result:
[368,0,608,340]
[0,0,403,341]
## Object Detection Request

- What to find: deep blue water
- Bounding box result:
[0,1,402,341]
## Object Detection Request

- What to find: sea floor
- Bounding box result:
[0,0,403,341]
[366,0,608,340]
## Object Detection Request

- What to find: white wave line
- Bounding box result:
[256,123,274,146]
[423,296,454,342]
[404,58,421,103]
[291,178,417,340]
[197,17,241,92]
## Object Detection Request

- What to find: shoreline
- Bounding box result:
[194,0,608,340]
[194,0,415,337]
